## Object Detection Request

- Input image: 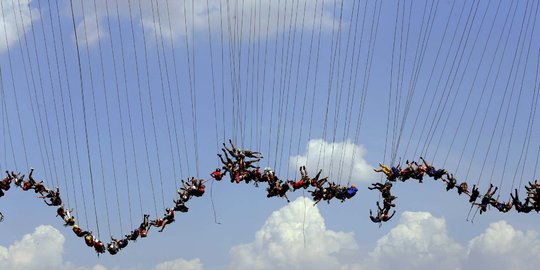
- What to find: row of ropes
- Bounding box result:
[1,0,539,254]
[376,0,540,222]
[0,0,380,249]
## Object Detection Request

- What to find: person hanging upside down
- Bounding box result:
[85,233,96,247]
[33,181,48,195]
[310,186,324,205]
[56,205,73,219]
[382,195,397,212]
[490,198,513,213]
[369,201,396,223]
[511,189,533,213]
[373,163,393,179]
[153,208,175,232]
[211,168,225,181]
[457,182,469,195]
[420,157,447,180]
[346,184,358,199]
[139,214,150,237]
[469,185,480,203]
[0,171,13,191]
[368,182,393,199]
[38,187,62,206]
[63,208,76,227]
[400,161,415,181]
[411,162,427,183]
[173,199,189,213]
[94,239,106,254]
[107,238,121,255]
[323,182,339,203]
[21,168,36,191]
[126,229,140,241]
[473,184,497,214]
[118,238,129,249]
[72,224,91,237]
[443,173,457,191]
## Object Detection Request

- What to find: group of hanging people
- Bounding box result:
[8,140,538,254]
[211,140,359,205]
[0,140,359,256]
[0,167,208,256]
[372,157,540,223]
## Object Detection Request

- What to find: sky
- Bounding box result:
[1,0,540,269]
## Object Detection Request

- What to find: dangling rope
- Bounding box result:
[164,0,192,178]
[113,0,144,219]
[69,0,101,239]
[137,0,167,211]
[438,0,508,167]
[52,0,90,230]
[78,0,113,237]
[90,0,124,234]
[126,0,159,217]
[0,68,18,168]
[20,0,59,188]
[0,1,29,170]
[154,0,185,190]
[44,0,83,213]
[182,0,200,177]
[35,0,72,207]
[103,0,134,228]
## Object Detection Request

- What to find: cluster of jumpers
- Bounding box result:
[0,140,359,255]
[372,157,540,222]
[213,140,359,205]
[2,141,538,255]
[0,168,207,255]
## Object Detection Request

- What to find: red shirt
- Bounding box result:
[211,171,223,180]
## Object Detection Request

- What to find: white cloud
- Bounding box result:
[0,225,106,270]
[364,211,464,270]
[228,197,359,270]
[463,221,540,270]
[0,225,204,270]
[230,204,540,270]
[67,0,339,46]
[0,0,39,53]
[153,258,203,270]
[290,139,377,183]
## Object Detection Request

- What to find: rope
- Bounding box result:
[53,0,90,229]
[164,0,192,178]
[126,0,159,217]
[69,0,101,239]
[114,0,144,218]
[79,0,112,237]
[21,0,59,188]
[0,0,29,169]
[103,0,134,228]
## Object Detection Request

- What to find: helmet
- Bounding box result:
[351,184,357,188]
[73,224,79,230]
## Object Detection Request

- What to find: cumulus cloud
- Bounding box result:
[463,221,540,270]
[0,225,202,270]
[230,205,540,270]
[153,258,204,270]
[228,197,359,270]
[0,225,106,270]
[290,139,377,183]
[0,0,39,53]
[364,212,464,270]
[67,0,339,46]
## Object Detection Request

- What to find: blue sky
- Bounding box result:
[1,0,540,269]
